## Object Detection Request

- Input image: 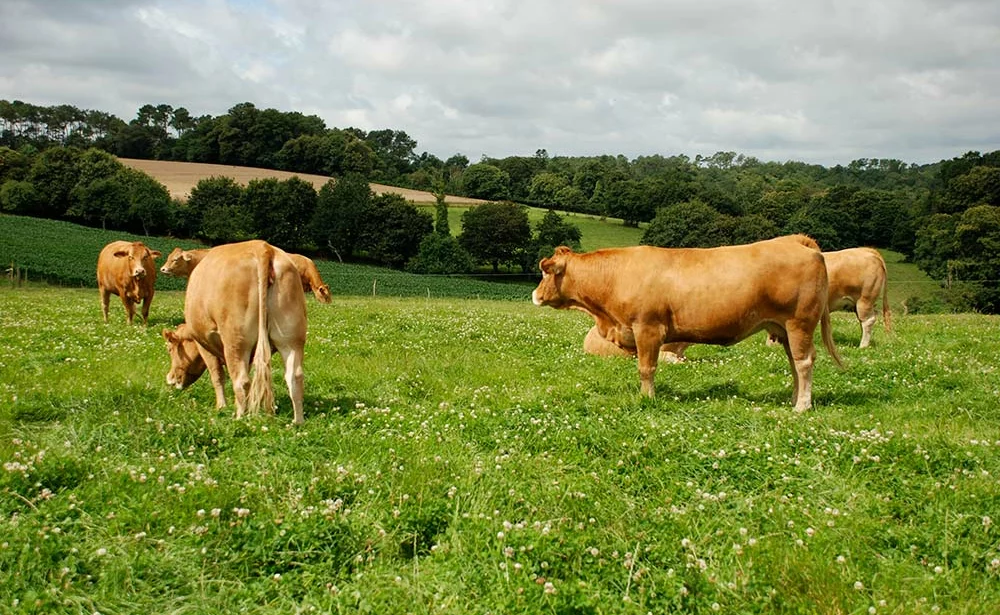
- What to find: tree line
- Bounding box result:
[2,99,999,311]
[0,145,583,275]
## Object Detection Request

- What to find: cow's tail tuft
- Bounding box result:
[247,242,275,415]
[880,257,892,333]
[821,303,844,369]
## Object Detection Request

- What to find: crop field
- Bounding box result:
[0,215,530,301]
[2,284,999,614]
[118,159,489,205]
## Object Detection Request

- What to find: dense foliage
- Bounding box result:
[2,99,1000,310]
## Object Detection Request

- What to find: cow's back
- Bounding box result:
[185,241,305,354]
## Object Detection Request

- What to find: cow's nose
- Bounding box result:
[134,269,146,279]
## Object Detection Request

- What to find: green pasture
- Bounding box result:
[1,284,999,614]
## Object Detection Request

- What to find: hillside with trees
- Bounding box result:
[2,99,999,311]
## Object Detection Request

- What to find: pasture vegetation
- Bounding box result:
[2,284,1000,614]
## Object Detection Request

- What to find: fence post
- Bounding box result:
[372,279,377,296]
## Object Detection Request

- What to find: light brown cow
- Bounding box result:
[96,241,161,325]
[160,246,332,304]
[161,240,307,424]
[532,235,843,410]
[159,247,209,278]
[824,248,891,348]
[285,253,332,303]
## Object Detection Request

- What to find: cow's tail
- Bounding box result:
[880,255,892,333]
[820,302,844,369]
[247,242,275,415]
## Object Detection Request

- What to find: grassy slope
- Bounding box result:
[1,288,999,614]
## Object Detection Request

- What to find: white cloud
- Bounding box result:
[0,0,998,164]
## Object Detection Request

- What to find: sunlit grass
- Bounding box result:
[1,288,999,614]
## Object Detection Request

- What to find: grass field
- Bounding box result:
[2,285,1000,614]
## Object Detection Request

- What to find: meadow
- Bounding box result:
[2,282,1000,614]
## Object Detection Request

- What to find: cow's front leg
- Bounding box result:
[633,325,662,398]
[120,295,135,325]
[141,294,154,325]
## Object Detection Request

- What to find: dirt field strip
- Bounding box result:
[119,158,487,205]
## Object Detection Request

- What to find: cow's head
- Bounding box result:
[531,246,573,307]
[114,242,161,280]
[313,284,333,304]
[160,248,193,277]
[162,326,206,389]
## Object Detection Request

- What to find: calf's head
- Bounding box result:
[532,246,573,308]
[162,326,207,389]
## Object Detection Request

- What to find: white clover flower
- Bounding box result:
[854,581,864,590]
[543,581,556,595]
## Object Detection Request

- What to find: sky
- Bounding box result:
[2,0,999,166]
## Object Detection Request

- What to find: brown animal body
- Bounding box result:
[285,253,332,303]
[532,235,842,410]
[96,241,161,325]
[824,248,891,348]
[583,325,689,364]
[160,246,331,304]
[161,240,307,424]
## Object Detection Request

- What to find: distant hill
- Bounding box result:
[118,158,488,205]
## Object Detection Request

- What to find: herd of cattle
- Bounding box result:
[96,234,889,422]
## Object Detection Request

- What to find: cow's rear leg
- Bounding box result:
[856,299,877,348]
[99,287,111,323]
[783,324,816,412]
[634,325,662,398]
[278,344,305,425]
[227,348,252,419]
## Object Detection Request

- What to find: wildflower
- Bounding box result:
[854,581,864,590]
[96,548,107,557]
[543,581,556,595]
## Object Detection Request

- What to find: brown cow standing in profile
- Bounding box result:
[162,240,307,424]
[96,241,161,325]
[532,235,843,411]
[160,246,332,304]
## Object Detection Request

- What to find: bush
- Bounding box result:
[406,233,474,274]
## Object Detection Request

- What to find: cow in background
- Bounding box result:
[824,248,891,348]
[160,247,209,278]
[160,246,332,304]
[97,241,161,325]
[285,253,332,303]
[162,240,307,424]
[532,236,843,411]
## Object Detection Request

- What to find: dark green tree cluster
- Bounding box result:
[1,146,171,235]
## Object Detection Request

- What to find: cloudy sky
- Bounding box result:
[2,0,998,165]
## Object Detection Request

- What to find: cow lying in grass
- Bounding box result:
[532,235,842,411]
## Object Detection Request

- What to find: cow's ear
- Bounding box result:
[149,250,162,259]
[182,253,193,262]
[553,246,574,257]
[162,329,178,344]
[113,250,129,258]
[540,257,565,276]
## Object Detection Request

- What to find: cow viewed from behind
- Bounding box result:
[160,246,332,304]
[824,248,891,348]
[162,240,308,424]
[97,241,161,325]
[532,236,843,411]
